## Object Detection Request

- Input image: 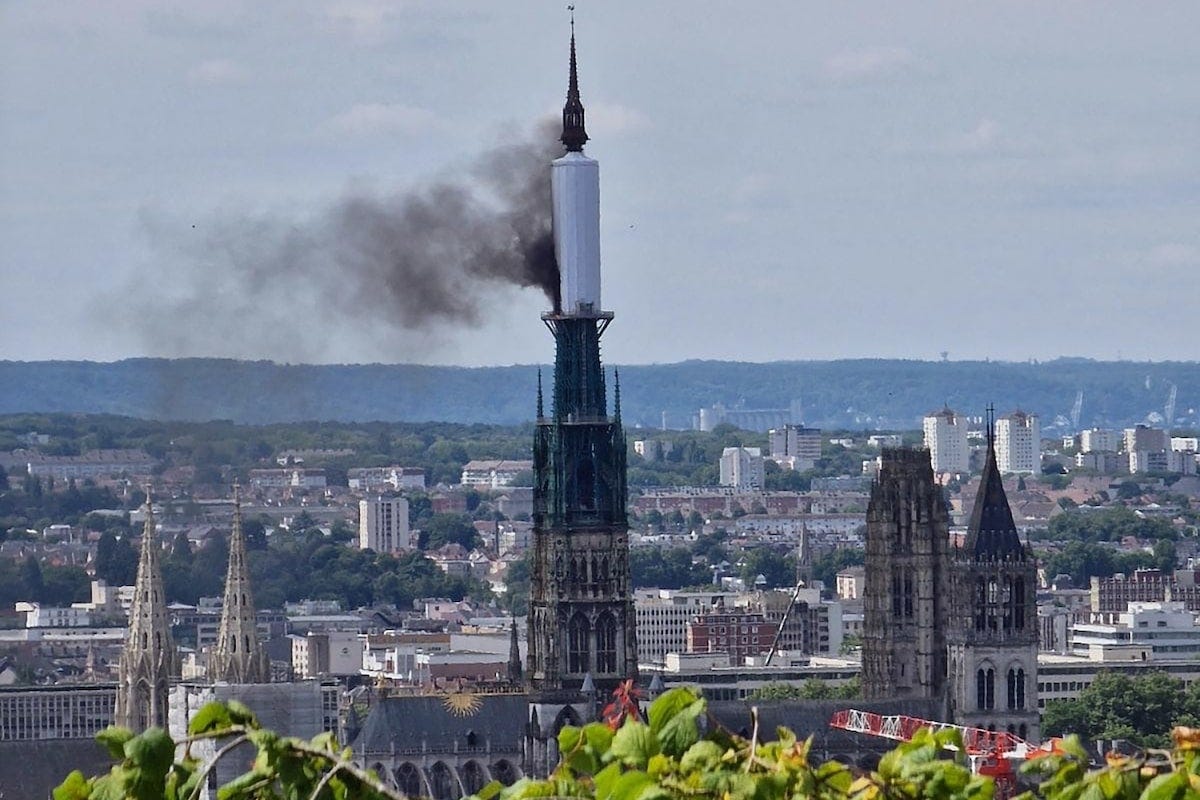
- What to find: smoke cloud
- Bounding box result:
[122,122,561,361]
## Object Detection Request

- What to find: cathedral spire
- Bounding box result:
[508,619,523,683]
[116,490,179,731]
[210,483,270,683]
[963,405,1025,561]
[561,13,588,152]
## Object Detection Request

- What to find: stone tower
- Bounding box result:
[116,495,179,730]
[947,413,1039,740]
[525,21,636,776]
[209,484,270,683]
[862,448,949,701]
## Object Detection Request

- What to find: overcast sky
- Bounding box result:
[2,1,1198,367]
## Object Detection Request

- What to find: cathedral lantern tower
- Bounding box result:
[947,409,1040,740]
[525,23,636,774]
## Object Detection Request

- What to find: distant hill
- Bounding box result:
[0,358,1197,431]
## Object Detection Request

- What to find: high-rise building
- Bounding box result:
[525,25,637,777]
[995,410,1040,474]
[719,446,764,489]
[115,496,179,731]
[922,407,969,474]
[768,425,821,471]
[862,449,949,701]
[947,417,1039,740]
[1124,425,1169,454]
[1080,428,1120,453]
[209,484,270,684]
[359,496,413,553]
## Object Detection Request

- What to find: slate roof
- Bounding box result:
[963,442,1026,561]
[352,693,527,754]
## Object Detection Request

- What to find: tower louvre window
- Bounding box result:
[568,614,590,673]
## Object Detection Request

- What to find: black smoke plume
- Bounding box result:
[124,122,561,361]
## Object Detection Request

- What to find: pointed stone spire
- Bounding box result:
[613,368,622,422]
[508,619,523,684]
[536,368,545,419]
[210,483,270,683]
[116,491,179,731]
[561,13,588,152]
[964,406,1025,561]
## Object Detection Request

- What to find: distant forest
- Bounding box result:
[1,357,1197,431]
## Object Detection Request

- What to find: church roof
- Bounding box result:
[351,694,528,755]
[963,432,1026,561]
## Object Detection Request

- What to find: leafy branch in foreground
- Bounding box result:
[54,688,1200,800]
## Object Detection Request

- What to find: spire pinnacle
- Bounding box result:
[561,12,588,152]
[537,368,545,418]
[508,619,523,684]
[211,482,270,683]
[613,368,621,421]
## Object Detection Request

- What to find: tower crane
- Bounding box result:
[829,708,1065,799]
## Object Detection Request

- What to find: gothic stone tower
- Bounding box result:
[209,484,270,683]
[116,496,180,730]
[947,416,1039,740]
[862,448,949,701]
[525,22,636,776]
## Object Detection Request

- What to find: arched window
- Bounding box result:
[1014,578,1026,630]
[987,580,999,631]
[974,578,987,632]
[1016,667,1026,709]
[977,667,995,710]
[596,613,618,673]
[568,613,590,673]
[461,761,487,795]
[577,460,595,511]
[491,760,518,786]
[429,762,456,800]
[1002,578,1014,632]
[1018,723,1028,740]
[394,763,422,798]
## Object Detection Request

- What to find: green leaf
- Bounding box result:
[609,722,660,769]
[679,740,724,773]
[655,698,704,757]
[1143,771,1189,800]
[188,702,233,735]
[226,700,258,727]
[558,725,583,755]
[593,762,622,800]
[124,728,175,776]
[583,723,614,756]
[476,779,504,800]
[647,688,698,735]
[53,770,90,800]
[609,770,654,800]
[96,727,135,760]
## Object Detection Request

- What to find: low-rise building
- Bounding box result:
[686,610,775,662]
[460,460,533,489]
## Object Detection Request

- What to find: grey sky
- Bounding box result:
[2,1,1198,366]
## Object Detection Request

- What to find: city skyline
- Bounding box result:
[2,2,1198,366]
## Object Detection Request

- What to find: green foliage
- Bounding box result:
[749,677,861,701]
[1041,672,1200,749]
[58,693,1200,800]
[57,701,397,800]
[1039,541,1171,588]
[630,547,710,589]
[811,547,865,588]
[1046,508,1177,544]
[738,547,796,589]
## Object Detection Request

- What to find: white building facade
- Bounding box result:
[923,408,969,474]
[358,496,414,553]
[996,410,1040,474]
[719,447,764,490]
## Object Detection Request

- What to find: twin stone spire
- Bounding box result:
[116,485,268,731]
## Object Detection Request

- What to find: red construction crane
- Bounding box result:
[829,708,1062,799]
